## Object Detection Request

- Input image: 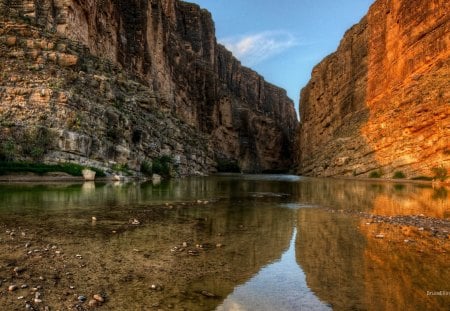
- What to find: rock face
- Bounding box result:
[298,0,449,178]
[0,0,298,174]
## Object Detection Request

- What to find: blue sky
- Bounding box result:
[187,0,374,113]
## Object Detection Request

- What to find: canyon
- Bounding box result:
[0,0,298,176]
[298,0,449,179]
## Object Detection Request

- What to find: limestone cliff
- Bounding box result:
[298,0,449,178]
[0,0,298,174]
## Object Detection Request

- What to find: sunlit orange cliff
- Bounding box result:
[298,0,449,178]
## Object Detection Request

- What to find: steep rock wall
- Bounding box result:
[298,0,449,178]
[0,0,298,173]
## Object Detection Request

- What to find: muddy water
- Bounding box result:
[0,175,449,310]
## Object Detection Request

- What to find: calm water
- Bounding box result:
[0,175,449,310]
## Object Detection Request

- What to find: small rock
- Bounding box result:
[92,217,97,222]
[93,294,104,302]
[182,242,188,247]
[375,234,385,239]
[130,218,140,225]
[34,298,42,303]
[21,284,28,289]
[8,284,18,291]
[14,266,26,274]
[18,296,25,300]
[418,227,424,231]
[201,290,217,298]
[78,295,87,302]
[197,200,203,204]
[88,299,99,307]
[216,243,223,248]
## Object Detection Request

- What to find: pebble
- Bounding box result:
[88,299,99,307]
[375,234,385,239]
[34,298,42,303]
[8,284,18,291]
[17,296,24,300]
[78,295,87,302]
[14,266,26,274]
[216,243,223,248]
[93,294,104,302]
[201,290,216,297]
[182,242,188,247]
[21,284,28,289]
[130,218,140,225]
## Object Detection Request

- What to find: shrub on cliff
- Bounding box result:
[152,156,173,178]
[369,170,382,178]
[432,166,448,181]
[393,171,406,179]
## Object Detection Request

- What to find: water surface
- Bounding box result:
[0,175,448,310]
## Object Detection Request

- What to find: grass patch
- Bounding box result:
[0,162,105,177]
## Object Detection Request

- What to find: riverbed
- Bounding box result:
[0,175,449,310]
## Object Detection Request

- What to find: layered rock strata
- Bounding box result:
[0,0,298,174]
[298,0,449,178]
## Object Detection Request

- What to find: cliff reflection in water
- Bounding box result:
[0,176,296,310]
[295,179,450,311]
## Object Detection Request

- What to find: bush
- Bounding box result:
[369,170,382,178]
[112,163,131,175]
[140,161,152,176]
[393,171,406,179]
[152,156,172,178]
[0,139,17,161]
[432,166,448,181]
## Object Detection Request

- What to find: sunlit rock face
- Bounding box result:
[298,0,449,178]
[0,0,298,173]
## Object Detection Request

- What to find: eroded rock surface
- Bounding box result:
[0,0,298,174]
[298,0,449,178]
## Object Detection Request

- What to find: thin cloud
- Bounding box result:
[220,31,298,66]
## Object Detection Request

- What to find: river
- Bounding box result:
[0,174,449,310]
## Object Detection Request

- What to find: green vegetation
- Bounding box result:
[392,171,406,179]
[152,156,173,178]
[139,156,173,178]
[0,162,105,177]
[0,126,56,161]
[140,161,152,176]
[368,170,382,178]
[111,163,132,175]
[411,176,434,181]
[432,165,448,181]
[216,159,240,173]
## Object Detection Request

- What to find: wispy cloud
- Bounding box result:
[220,31,298,66]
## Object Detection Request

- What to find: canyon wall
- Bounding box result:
[0,0,298,174]
[298,0,449,178]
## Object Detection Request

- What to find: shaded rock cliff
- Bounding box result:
[0,0,298,174]
[298,0,449,178]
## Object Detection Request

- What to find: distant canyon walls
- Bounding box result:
[0,0,298,173]
[298,0,449,178]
